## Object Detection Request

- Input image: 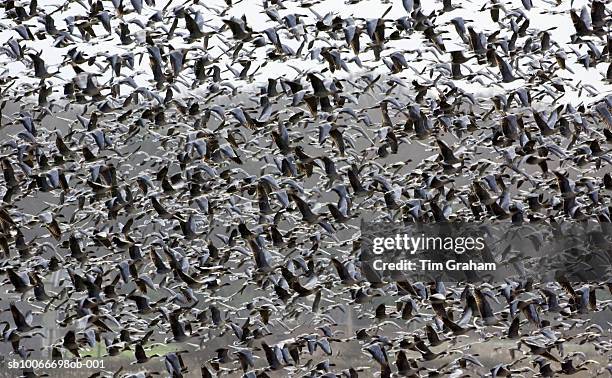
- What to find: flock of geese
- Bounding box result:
[0,0,611,377]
